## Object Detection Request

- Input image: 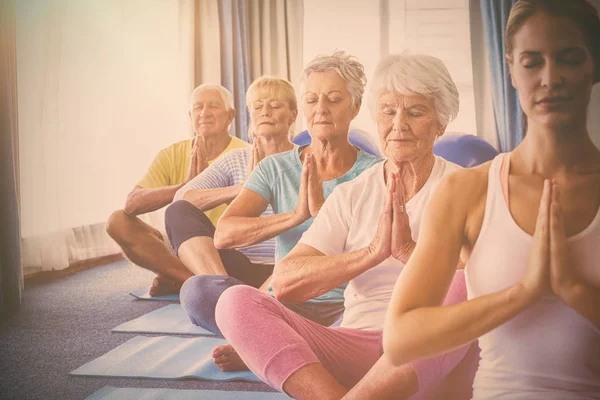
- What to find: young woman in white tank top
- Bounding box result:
[382,0,600,398]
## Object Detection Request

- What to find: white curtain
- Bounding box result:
[17,0,197,272]
[17,0,303,273]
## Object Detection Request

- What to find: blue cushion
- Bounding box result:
[434,134,498,168]
[292,130,381,158]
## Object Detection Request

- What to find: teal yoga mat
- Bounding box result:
[112,304,216,336]
[71,336,260,382]
[86,386,291,399]
[129,289,180,302]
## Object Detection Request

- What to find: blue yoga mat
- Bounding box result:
[112,304,216,336]
[70,336,261,382]
[129,289,180,302]
[86,386,290,400]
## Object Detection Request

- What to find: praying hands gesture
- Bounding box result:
[245,137,265,181]
[520,180,599,327]
[186,135,209,182]
[294,153,325,222]
[547,181,579,295]
[520,179,553,299]
[520,179,576,299]
[368,172,416,265]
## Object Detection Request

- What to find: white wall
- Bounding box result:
[303,0,600,150]
[389,0,476,136]
[302,0,382,138]
[16,0,600,244]
[17,0,195,237]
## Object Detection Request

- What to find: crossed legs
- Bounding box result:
[106,209,193,295]
[215,271,477,400]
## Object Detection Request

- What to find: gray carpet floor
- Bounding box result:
[0,259,274,399]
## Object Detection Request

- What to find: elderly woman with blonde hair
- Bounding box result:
[165,76,298,336]
[213,52,478,399]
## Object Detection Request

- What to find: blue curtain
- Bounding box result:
[480,0,524,152]
[0,0,23,318]
[218,0,252,142]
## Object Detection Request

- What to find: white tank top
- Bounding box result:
[465,154,600,399]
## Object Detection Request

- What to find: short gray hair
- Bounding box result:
[189,83,235,112]
[301,51,367,111]
[369,52,459,126]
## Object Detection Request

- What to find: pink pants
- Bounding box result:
[215,270,477,398]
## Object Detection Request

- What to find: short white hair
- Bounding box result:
[301,51,367,111]
[189,83,235,112]
[368,52,459,126]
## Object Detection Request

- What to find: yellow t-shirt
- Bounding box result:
[137,135,249,225]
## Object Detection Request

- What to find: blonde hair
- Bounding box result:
[246,76,298,140]
[245,76,298,111]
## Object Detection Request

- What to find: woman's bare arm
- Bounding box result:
[215,155,313,250]
[383,169,547,366]
[124,185,183,216]
[214,188,307,249]
[273,175,410,303]
[182,185,242,211]
[272,244,382,303]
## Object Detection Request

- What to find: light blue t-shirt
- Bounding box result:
[244,146,382,303]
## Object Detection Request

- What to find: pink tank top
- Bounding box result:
[465,153,600,399]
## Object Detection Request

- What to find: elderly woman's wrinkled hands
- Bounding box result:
[307,154,325,217]
[368,172,415,265]
[294,153,325,223]
[293,153,314,223]
[390,173,416,263]
[367,173,394,263]
[245,137,264,181]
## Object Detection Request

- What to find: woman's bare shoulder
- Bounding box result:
[437,161,491,204]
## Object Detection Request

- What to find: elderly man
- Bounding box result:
[107,84,248,295]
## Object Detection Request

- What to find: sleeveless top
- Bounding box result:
[465,153,600,399]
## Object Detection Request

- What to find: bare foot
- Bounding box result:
[149,274,182,296]
[212,344,249,372]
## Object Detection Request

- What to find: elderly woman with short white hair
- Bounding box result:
[213,52,478,399]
